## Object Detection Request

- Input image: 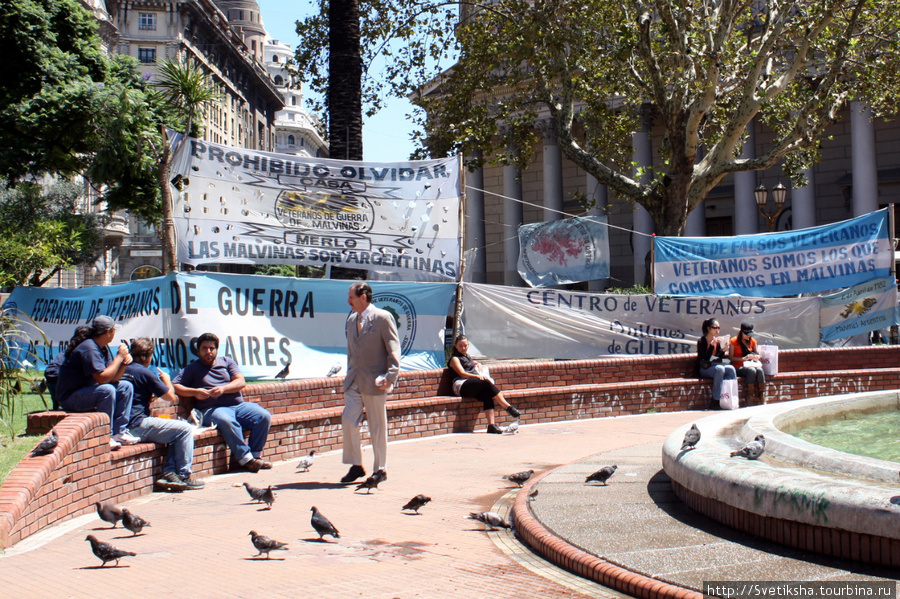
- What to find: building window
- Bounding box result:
[274,75,284,86]
[138,13,157,31]
[137,47,156,64]
[273,55,279,63]
[287,135,295,146]
[131,265,162,280]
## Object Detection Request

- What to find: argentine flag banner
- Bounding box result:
[653,209,892,297]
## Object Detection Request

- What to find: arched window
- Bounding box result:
[274,75,284,86]
[287,135,296,146]
[131,265,162,280]
[291,96,297,106]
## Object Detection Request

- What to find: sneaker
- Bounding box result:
[156,474,187,493]
[506,406,521,418]
[487,424,503,434]
[169,472,205,490]
[340,465,366,483]
[109,438,122,450]
[112,431,141,445]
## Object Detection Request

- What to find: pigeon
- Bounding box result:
[528,488,539,501]
[502,420,520,434]
[85,534,136,566]
[467,511,511,530]
[585,465,618,485]
[502,469,534,487]
[310,506,340,540]
[121,508,151,536]
[249,530,288,559]
[30,379,48,394]
[402,494,432,513]
[243,482,275,508]
[681,423,701,451]
[295,450,316,472]
[730,434,766,459]
[274,361,290,380]
[95,501,123,528]
[326,363,342,377]
[355,469,387,494]
[30,429,58,457]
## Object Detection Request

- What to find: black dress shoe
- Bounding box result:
[340,465,366,483]
[487,424,503,434]
[506,406,520,418]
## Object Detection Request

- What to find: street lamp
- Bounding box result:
[754,182,788,232]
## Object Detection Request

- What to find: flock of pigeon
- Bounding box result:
[30,415,766,567]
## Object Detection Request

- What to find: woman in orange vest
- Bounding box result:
[727,322,767,405]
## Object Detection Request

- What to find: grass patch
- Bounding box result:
[0,379,51,486]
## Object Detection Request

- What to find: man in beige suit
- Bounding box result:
[340,282,401,484]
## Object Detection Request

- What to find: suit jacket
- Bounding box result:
[344,305,401,395]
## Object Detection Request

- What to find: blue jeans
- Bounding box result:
[60,381,134,435]
[699,363,737,401]
[131,417,196,477]
[200,402,271,462]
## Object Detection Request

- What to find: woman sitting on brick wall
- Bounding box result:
[447,335,520,434]
[697,318,737,408]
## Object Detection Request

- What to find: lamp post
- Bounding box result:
[754,182,788,232]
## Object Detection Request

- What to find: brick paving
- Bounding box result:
[0,412,696,598]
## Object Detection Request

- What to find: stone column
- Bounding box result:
[851,101,879,217]
[684,201,707,236]
[632,112,654,286]
[587,174,608,292]
[503,161,524,286]
[542,121,563,223]
[465,156,487,283]
[791,167,817,230]
[734,122,759,235]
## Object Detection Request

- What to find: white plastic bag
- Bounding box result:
[758,345,778,376]
[719,378,739,410]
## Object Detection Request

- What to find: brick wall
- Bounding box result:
[4,345,900,548]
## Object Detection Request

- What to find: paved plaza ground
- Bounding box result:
[0,410,896,598]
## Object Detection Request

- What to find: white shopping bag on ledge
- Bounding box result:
[758,345,778,376]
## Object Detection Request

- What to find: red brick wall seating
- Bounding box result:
[3,345,899,548]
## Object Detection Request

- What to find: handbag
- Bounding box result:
[758,345,778,376]
[719,378,739,410]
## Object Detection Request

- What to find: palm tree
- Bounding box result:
[152,58,220,273]
[328,0,363,161]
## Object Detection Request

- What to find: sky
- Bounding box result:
[260,0,419,162]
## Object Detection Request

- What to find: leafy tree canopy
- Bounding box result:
[295,0,900,235]
[0,180,104,289]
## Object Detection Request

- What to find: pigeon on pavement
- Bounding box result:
[295,450,316,472]
[95,501,123,528]
[310,506,340,540]
[402,494,432,514]
[121,508,151,536]
[326,363,342,377]
[355,469,387,494]
[274,361,290,380]
[585,465,618,485]
[730,434,766,459]
[502,469,534,487]
[502,420,520,434]
[85,534,136,566]
[249,530,288,558]
[30,429,58,457]
[243,482,275,508]
[528,488,539,501]
[467,511,511,530]
[681,424,701,451]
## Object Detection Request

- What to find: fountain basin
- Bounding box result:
[662,390,900,567]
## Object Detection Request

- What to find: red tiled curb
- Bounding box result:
[512,471,704,599]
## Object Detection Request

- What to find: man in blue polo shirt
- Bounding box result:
[172,332,271,472]
[56,315,137,448]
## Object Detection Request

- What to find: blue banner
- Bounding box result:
[653,209,893,297]
[516,215,610,287]
[2,273,456,379]
[819,276,900,341]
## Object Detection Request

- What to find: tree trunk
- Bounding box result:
[328,0,363,161]
[159,124,177,273]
